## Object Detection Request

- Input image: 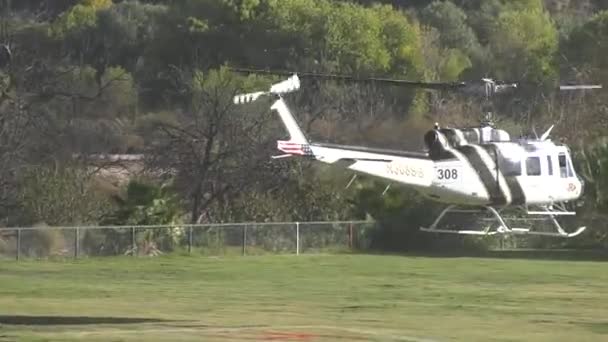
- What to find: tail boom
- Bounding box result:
[347,158,434,188]
[234,73,434,189]
[307,144,434,188]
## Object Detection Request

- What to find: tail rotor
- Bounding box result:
[233,74,300,104]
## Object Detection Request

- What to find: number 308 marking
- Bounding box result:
[437,168,458,180]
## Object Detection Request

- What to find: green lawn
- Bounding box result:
[1,253,608,341]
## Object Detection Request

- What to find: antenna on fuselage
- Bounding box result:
[540,125,554,141]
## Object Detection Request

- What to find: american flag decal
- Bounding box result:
[277,140,313,156]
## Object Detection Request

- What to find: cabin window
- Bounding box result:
[547,155,553,176]
[526,156,541,176]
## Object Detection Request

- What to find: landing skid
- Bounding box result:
[420,204,586,238]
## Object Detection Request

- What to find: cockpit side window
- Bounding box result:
[547,155,553,176]
[498,156,522,176]
[558,153,569,178]
[526,156,541,176]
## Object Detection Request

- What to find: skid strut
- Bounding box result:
[420,205,586,238]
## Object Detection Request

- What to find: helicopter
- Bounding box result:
[231,68,602,238]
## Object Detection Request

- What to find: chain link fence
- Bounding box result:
[0,221,377,260]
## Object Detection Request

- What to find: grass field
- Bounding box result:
[1,253,608,341]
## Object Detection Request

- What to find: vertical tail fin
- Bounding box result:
[233,73,308,144]
[271,98,307,144]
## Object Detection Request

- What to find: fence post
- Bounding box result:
[296,222,300,255]
[74,227,79,259]
[217,227,220,255]
[188,226,193,254]
[242,225,247,256]
[349,222,353,249]
[16,229,21,261]
[131,226,136,256]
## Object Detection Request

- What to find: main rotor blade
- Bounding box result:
[559,84,603,90]
[229,68,601,98]
[228,67,466,90]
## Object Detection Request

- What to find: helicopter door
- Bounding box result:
[519,154,553,204]
[552,151,583,201]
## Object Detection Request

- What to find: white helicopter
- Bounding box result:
[233,70,602,238]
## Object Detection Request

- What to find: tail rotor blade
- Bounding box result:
[233,74,301,104]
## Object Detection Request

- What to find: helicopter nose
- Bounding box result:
[568,178,584,199]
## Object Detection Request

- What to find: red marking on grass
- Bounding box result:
[261,330,317,341]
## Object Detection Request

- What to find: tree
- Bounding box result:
[569,138,608,248]
[141,67,278,223]
[265,0,424,75]
[18,163,112,226]
[419,1,482,65]
[418,25,473,82]
[563,11,608,82]
[94,179,185,255]
[88,2,167,77]
[1,0,80,20]
[0,5,140,224]
[225,163,354,222]
[1,0,607,252]
[101,179,183,226]
[489,7,559,82]
[348,178,443,251]
[0,97,39,224]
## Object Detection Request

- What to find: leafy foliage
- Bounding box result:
[50,0,112,37]
[101,180,183,226]
[564,11,608,81]
[18,165,113,226]
[1,0,607,252]
[140,67,278,223]
[420,1,482,61]
[571,139,608,248]
[489,6,559,82]
[97,179,185,255]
